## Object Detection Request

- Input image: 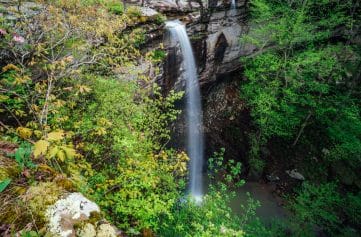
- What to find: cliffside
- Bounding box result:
[147,0,255,168]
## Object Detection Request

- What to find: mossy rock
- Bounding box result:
[23,181,64,223]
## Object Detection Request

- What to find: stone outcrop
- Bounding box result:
[202,74,251,162]
[45,192,118,237]
[162,0,255,92]
[195,7,255,85]
[126,0,201,13]
[158,1,255,164]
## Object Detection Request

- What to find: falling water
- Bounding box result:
[231,0,236,9]
[165,20,204,203]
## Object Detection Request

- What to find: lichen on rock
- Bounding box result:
[46,192,100,237]
[76,223,96,237]
[96,223,117,237]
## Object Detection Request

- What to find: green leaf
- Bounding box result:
[0,178,11,193]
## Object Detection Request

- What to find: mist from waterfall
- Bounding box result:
[165,20,204,203]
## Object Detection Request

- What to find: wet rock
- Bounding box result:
[202,75,249,163]
[145,0,201,13]
[139,7,160,18]
[198,11,256,86]
[266,174,280,182]
[286,169,305,181]
[162,2,255,90]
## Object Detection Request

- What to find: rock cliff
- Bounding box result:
[151,0,254,165]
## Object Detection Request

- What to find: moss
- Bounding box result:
[0,193,31,230]
[23,182,64,223]
[107,1,124,15]
[96,223,117,237]
[76,223,96,237]
[88,211,103,225]
[154,14,167,25]
[0,155,20,180]
[54,174,76,191]
[0,152,29,231]
[125,6,142,18]
[73,211,103,232]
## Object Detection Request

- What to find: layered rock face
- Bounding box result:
[157,1,254,164]
[162,0,255,91]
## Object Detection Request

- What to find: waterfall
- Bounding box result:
[165,20,204,203]
[231,0,236,9]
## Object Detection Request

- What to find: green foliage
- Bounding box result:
[157,150,268,237]
[25,182,64,222]
[158,190,250,237]
[126,6,142,18]
[106,1,124,15]
[247,133,265,176]
[208,148,244,187]
[10,142,36,169]
[242,1,361,235]
[20,231,39,237]
[264,182,361,236]
[54,75,185,232]
[344,192,361,229]
[154,14,167,25]
[0,0,186,234]
[242,0,361,184]
[147,49,167,63]
[290,182,343,233]
[0,178,11,193]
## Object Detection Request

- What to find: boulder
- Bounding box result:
[266,174,280,182]
[46,192,100,237]
[140,7,160,18]
[286,169,305,181]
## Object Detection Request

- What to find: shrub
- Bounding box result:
[107,1,124,15]
[157,150,268,237]
[289,182,343,233]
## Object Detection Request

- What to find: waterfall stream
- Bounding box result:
[165,20,204,203]
[231,0,236,9]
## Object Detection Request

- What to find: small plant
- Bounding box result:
[107,1,124,15]
[146,49,166,63]
[0,178,11,193]
[208,148,244,187]
[126,6,142,18]
[130,28,146,48]
[11,142,36,170]
[154,14,167,25]
[20,230,39,237]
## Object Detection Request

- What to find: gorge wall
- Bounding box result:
[141,0,256,168]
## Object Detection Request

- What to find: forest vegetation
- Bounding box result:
[0,0,360,236]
